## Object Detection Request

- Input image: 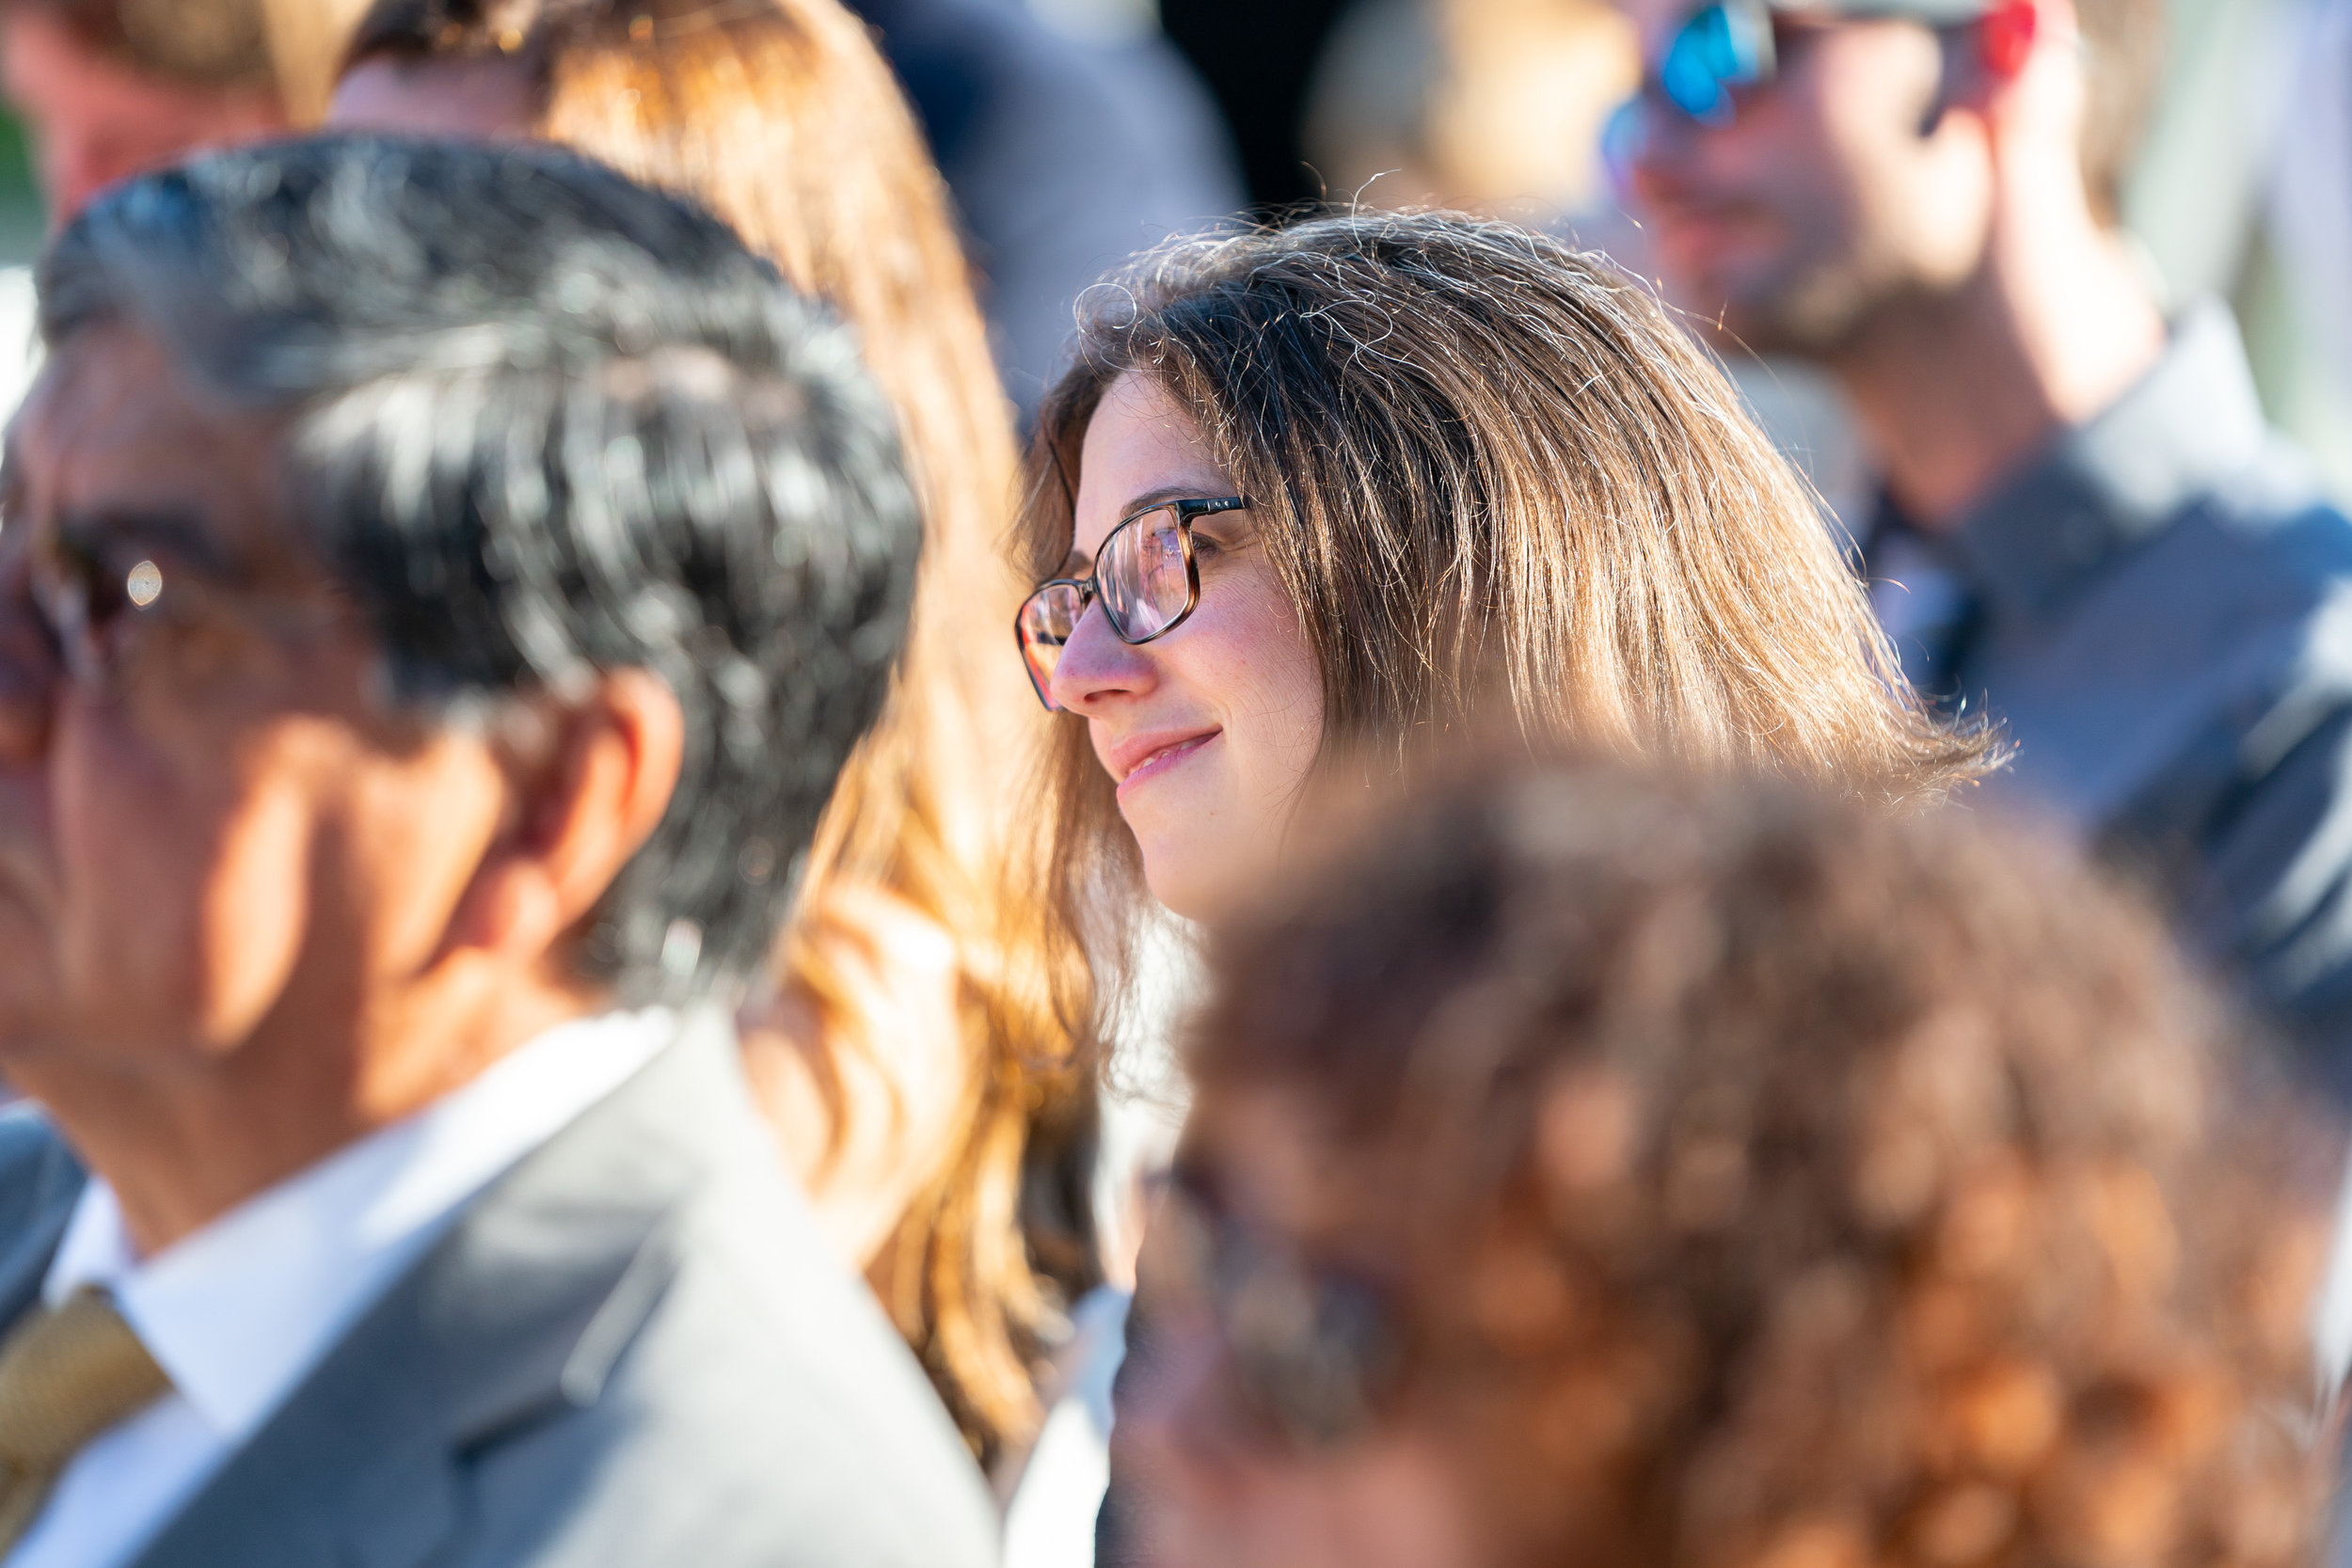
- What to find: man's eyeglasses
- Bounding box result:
[1601,0,1985,184]
[28,539,161,686]
[24,536,343,689]
[1650,0,1784,125]
[1013,496,1247,711]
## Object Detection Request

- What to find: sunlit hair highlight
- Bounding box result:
[346,0,1088,1463]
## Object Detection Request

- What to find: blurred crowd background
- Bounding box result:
[0,0,2340,499]
[1,2,2348,1567]
[1155,0,2352,515]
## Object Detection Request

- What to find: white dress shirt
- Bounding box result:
[8,1007,676,1568]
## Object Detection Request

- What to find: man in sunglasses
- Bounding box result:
[1617,0,2352,1087]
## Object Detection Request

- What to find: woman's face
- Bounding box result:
[1051,373,1324,920]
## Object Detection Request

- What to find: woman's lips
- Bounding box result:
[1115,731,1218,800]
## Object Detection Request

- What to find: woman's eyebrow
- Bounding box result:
[1065,483,1230,573]
[1117,483,1210,520]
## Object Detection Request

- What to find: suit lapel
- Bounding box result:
[0,1113,87,1335]
[128,1011,751,1568]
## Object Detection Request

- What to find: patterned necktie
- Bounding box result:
[0,1288,171,1553]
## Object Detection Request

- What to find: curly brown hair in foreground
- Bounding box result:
[344,0,1088,1464]
[1190,765,2334,1568]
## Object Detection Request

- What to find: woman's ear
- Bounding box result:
[443,669,685,966]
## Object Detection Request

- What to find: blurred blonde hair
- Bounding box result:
[346,0,1088,1463]
[258,0,376,120]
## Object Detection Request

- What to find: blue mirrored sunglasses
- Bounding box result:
[1603,0,1986,191]
[1602,0,1777,194]
[1658,0,1779,122]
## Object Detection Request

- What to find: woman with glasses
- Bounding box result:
[1015,208,1989,946]
[1136,757,2328,1568]
[1016,209,1997,1560]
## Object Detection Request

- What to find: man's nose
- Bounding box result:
[1628,102,1706,194]
[1048,599,1158,713]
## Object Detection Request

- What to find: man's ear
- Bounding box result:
[443,669,686,966]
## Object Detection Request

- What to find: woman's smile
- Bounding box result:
[1049,373,1325,919]
[1111,728,1222,799]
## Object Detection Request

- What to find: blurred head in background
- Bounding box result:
[331,0,1089,1467]
[1015,211,1990,956]
[0,0,288,221]
[1613,0,2165,357]
[1127,759,2334,1568]
[1298,0,1635,214]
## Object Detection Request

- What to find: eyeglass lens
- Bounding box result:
[1661,1,1776,121]
[31,545,167,686]
[1162,1176,1397,1451]
[1017,582,1085,707]
[1602,1,1778,193]
[1099,506,1192,641]
[1016,504,1197,709]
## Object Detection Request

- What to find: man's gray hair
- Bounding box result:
[40,135,922,1001]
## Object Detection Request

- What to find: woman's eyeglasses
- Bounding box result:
[1013,495,1247,711]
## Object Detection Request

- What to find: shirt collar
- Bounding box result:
[1891,300,2272,622]
[41,1006,675,1443]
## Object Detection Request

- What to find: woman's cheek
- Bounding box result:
[1222,586,1326,794]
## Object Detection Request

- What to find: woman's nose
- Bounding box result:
[1048,598,1158,713]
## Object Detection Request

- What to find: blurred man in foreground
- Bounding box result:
[1619,0,2352,1085]
[0,135,995,1567]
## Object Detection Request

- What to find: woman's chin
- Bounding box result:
[1138,843,1255,924]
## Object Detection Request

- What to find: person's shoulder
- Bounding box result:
[2123,435,2352,654]
[459,1112,999,1568]
[642,1151,998,1561]
[2185,430,2352,560]
[0,1103,81,1224]
[0,1105,84,1291]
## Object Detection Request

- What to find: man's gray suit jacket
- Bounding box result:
[0,1014,1001,1567]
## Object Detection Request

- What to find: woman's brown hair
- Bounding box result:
[344,0,1089,1463]
[1020,210,1997,1035]
[1186,760,2333,1568]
